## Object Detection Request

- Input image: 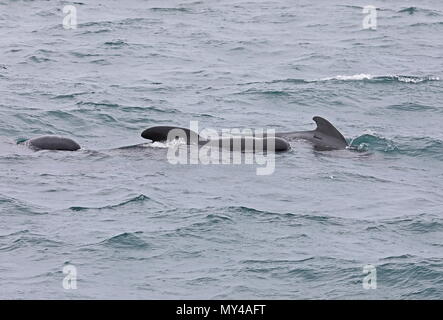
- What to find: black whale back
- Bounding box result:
[27,136,81,151]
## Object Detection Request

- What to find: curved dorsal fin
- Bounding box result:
[313,116,347,144]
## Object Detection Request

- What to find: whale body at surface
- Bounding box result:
[27,136,81,151]
[276,116,348,150]
[141,126,290,152]
[140,116,348,151]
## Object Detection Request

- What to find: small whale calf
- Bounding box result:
[21,116,348,152]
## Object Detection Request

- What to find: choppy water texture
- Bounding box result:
[1,0,443,299]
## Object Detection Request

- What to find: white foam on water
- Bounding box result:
[320,73,374,81]
[151,138,187,149]
[397,75,440,83]
[316,74,440,83]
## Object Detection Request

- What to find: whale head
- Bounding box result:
[27,136,81,151]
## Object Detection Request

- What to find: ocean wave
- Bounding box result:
[349,134,443,160]
[172,211,236,237]
[386,103,438,112]
[239,256,359,284]
[0,230,63,252]
[69,51,101,58]
[320,73,373,81]
[383,213,443,233]
[45,110,87,125]
[224,206,344,225]
[103,40,128,48]
[398,7,418,14]
[69,194,160,211]
[79,28,112,35]
[240,89,291,96]
[398,6,442,16]
[247,74,440,87]
[79,18,160,29]
[51,91,92,100]
[349,134,399,153]
[268,78,308,84]
[100,231,149,249]
[410,22,443,27]
[378,257,443,298]
[75,101,120,109]
[337,5,441,17]
[150,7,192,13]
[75,101,180,114]
[317,74,440,83]
[26,55,53,63]
[0,196,46,215]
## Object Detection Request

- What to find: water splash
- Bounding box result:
[317,74,440,83]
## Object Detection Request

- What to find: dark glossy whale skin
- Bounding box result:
[275,116,348,150]
[141,126,204,144]
[204,136,290,152]
[27,136,81,151]
[140,116,347,151]
[141,126,289,152]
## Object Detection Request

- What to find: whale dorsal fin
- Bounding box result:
[313,116,347,145]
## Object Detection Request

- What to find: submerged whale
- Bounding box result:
[26,136,81,151]
[141,116,348,151]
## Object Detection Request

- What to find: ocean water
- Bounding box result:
[0,0,442,299]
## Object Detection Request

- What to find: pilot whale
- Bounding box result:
[141,116,348,151]
[276,116,348,150]
[26,136,81,151]
[21,116,347,152]
[141,125,290,152]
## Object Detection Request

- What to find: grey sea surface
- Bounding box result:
[0,0,442,299]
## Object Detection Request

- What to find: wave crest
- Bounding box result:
[100,232,149,249]
[349,134,443,160]
[318,74,440,83]
[69,194,158,211]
